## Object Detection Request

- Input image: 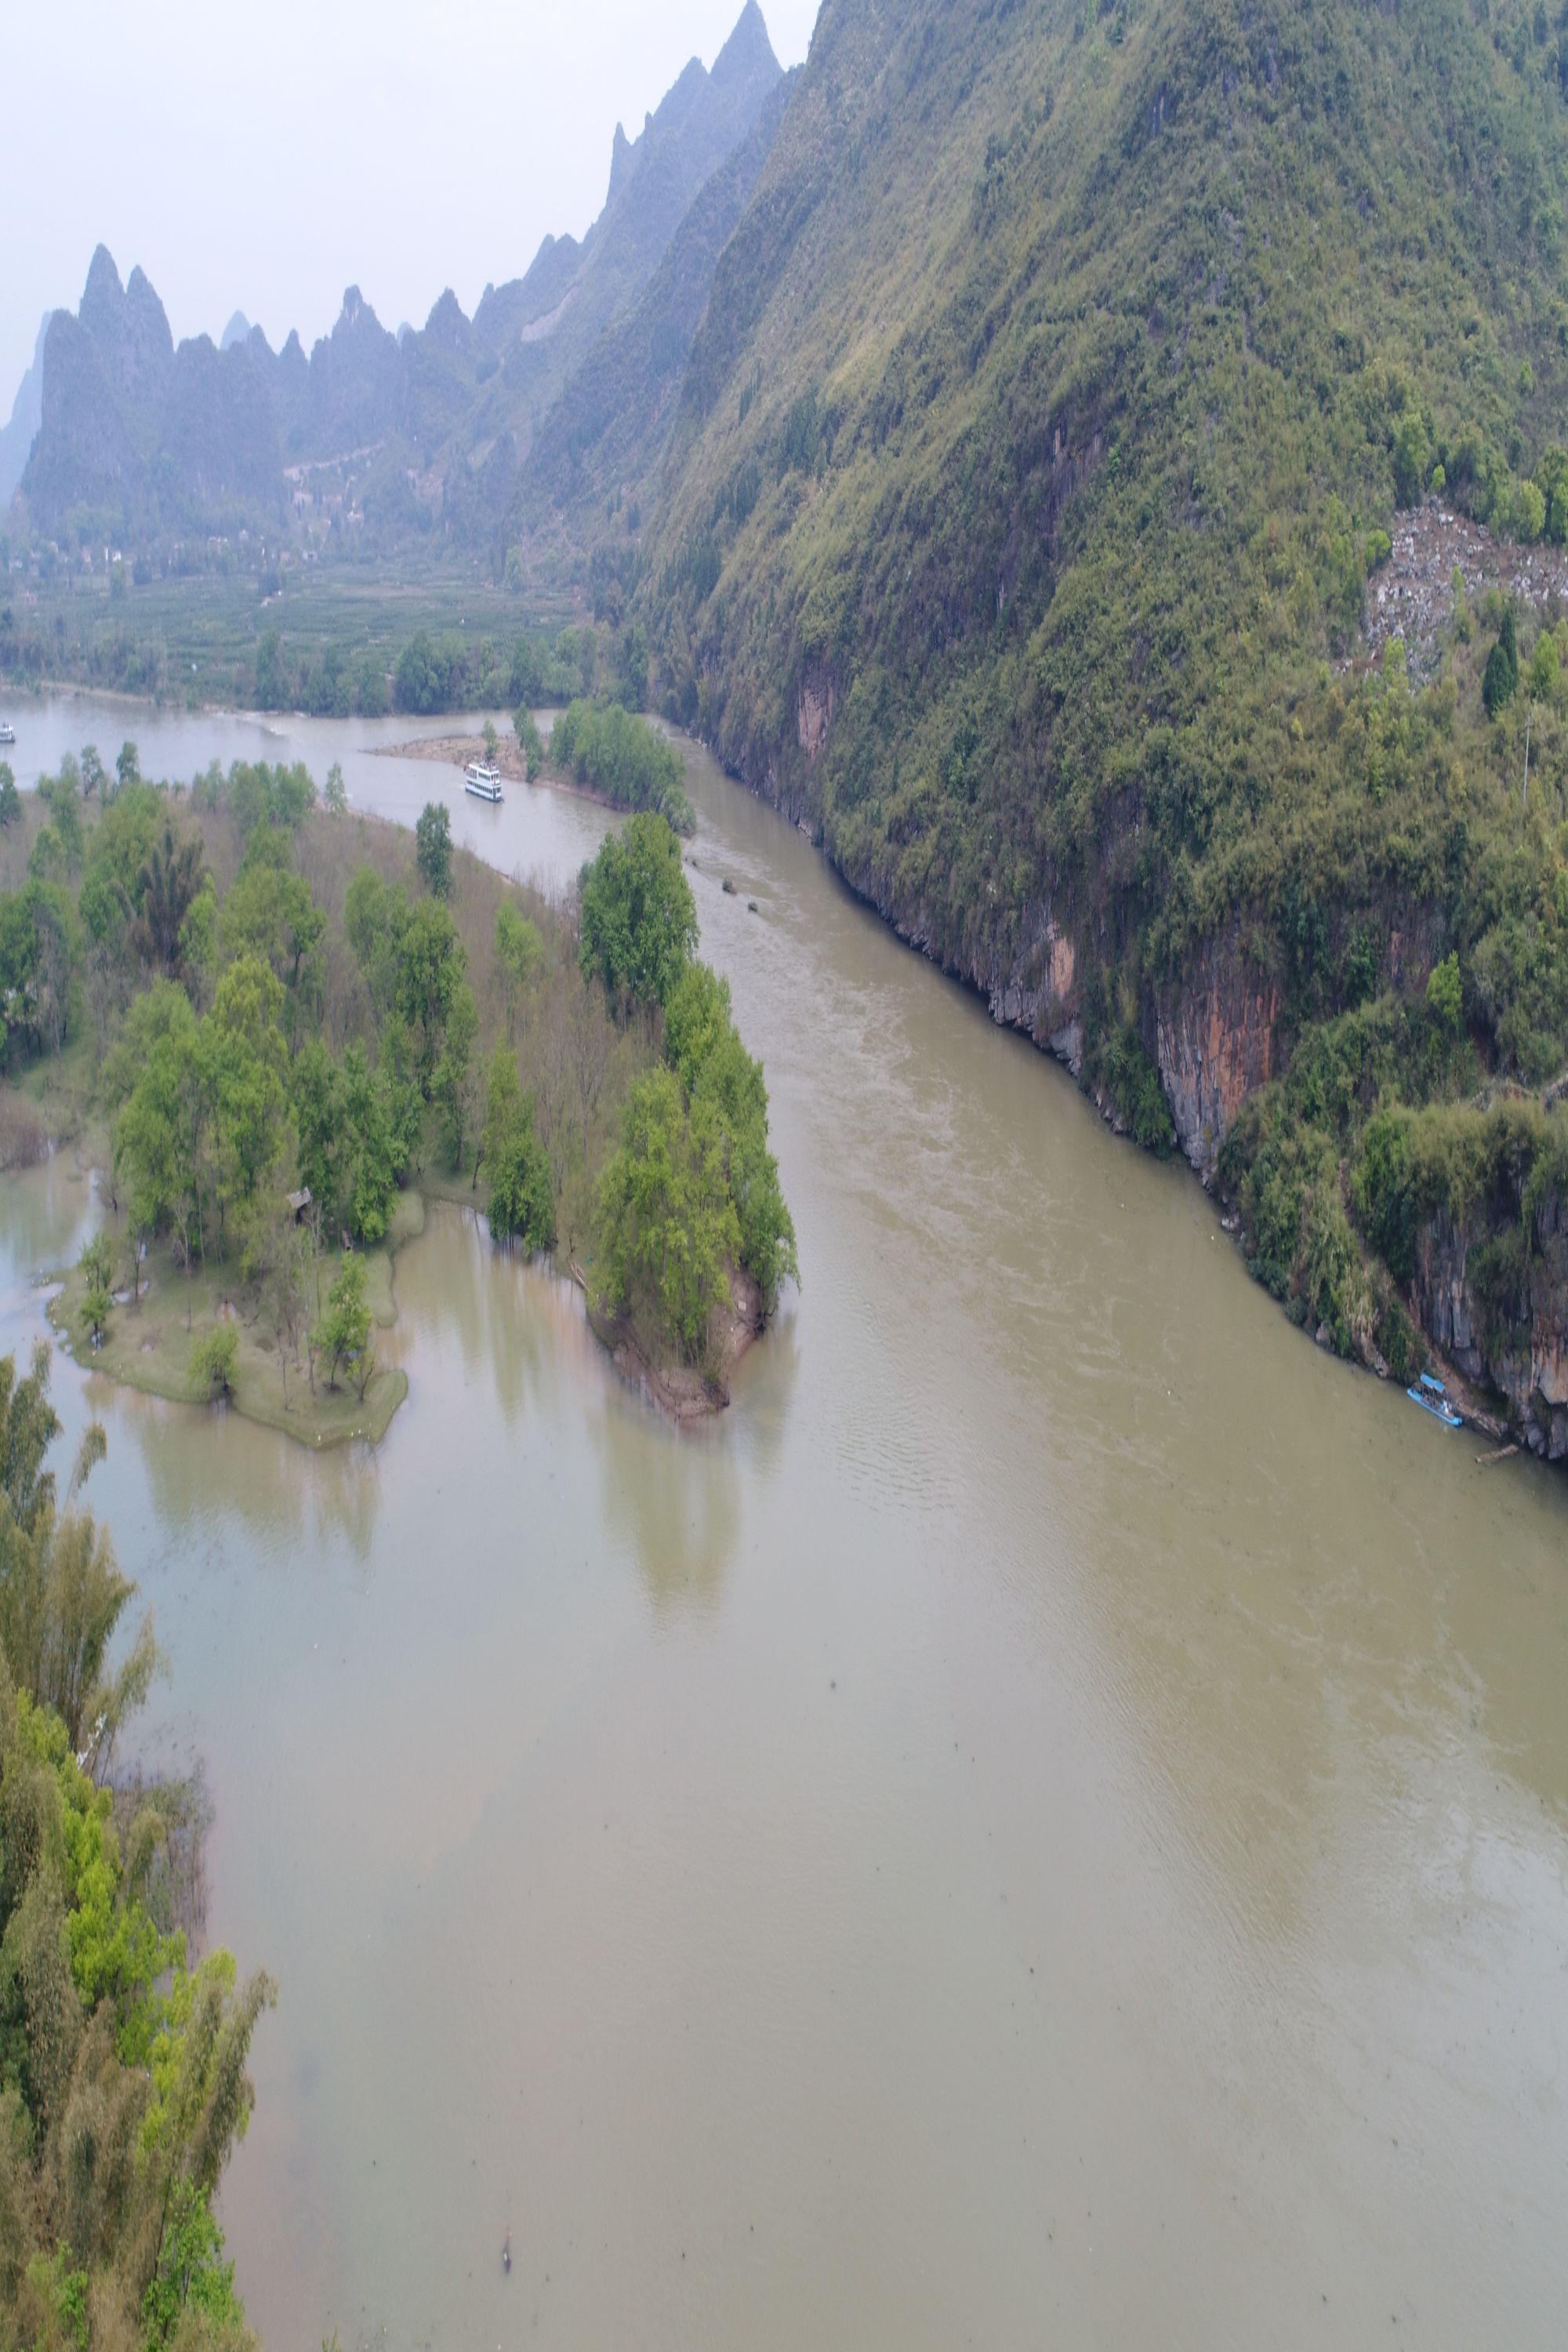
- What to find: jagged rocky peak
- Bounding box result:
[319,285,397,364]
[711,0,779,92]
[68,247,172,408]
[423,288,471,350]
[608,122,636,203]
[74,248,172,363]
[604,4,780,208]
[124,267,174,364]
[79,243,125,330]
[16,3,791,536]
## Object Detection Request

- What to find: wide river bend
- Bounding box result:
[2,695,1565,2350]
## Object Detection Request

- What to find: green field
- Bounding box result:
[2,561,581,710]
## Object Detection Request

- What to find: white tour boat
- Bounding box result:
[0,722,14,746]
[463,759,503,802]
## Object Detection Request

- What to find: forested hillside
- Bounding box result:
[638,0,1568,1457]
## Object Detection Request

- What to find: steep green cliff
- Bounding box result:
[641,0,1568,1453]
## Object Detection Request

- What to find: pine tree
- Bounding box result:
[1483,608,1519,718]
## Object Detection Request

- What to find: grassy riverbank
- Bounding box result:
[44,1193,416,1448]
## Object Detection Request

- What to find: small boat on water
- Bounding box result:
[1407,1371,1463,1428]
[463,760,503,802]
[0,722,15,746]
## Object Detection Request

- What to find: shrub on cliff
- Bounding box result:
[1094,1025,1175,1158]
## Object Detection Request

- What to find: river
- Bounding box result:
[2,692,1566,2350]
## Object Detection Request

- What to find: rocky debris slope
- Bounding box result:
[1360,506,1568,678]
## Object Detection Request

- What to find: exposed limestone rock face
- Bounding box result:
[1414,1196,1568,1460]
[986,905,1291,1178]
[1155,933,1281,1178]
[796,670,835,761]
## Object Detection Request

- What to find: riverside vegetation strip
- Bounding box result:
[379,695,698,836]
[0,1341,272,2350]
[0,731,796,1440]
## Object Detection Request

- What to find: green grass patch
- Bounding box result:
[47,1229,406,1450]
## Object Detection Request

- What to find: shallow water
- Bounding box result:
[2,692,605,898]
[2,693,1566,2350]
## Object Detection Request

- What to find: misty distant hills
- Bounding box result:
[470,0,783,421]
[12,0,783,551]
[19,249,287,540]
[508,66,798,570]
[0,317,49,510]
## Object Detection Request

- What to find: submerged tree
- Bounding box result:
[481,1045,555,1248]
[78,1231,114,1348]
[191,1326,240,1403]
[596,1065,740,1363]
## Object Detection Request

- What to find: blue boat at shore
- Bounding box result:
[1407,1372,1464,1428]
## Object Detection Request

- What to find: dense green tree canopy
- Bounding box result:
[551,701,694,833]
[597,1065,741,1359]
[579,813,699,1010]
[415,800,454,899]
[5,740,795,1418]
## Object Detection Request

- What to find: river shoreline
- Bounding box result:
[776,791,1556,1467]
[583,1258,764,1421]
[38,1146,412,1450]
[372,726,646,826]
[5,1087,760,1441]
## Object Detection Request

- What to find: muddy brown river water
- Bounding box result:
[2,693,1566,2349]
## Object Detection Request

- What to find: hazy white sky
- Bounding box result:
[3,0,819,404]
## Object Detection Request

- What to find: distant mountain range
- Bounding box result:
[9,0,784,554]
[0,318,50,511]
